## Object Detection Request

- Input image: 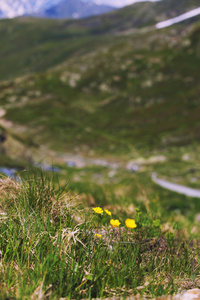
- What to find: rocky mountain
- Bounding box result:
[0,0,116,19]
[0,0,200,82]
[0,0,199,20]
[0,0,63,18]
[34,0,115,19]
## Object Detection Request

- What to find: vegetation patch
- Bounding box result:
[0,174,199,299]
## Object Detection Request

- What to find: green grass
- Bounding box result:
[0,153,28,169]
[0,17,117,81]
[0,172,199,299]
[21,159,200,225]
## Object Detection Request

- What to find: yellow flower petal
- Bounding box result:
[110,219,121,228]
[92,207,103,214]
[125,218,137,229]
[104,209,111,216]
[94,234,102,238]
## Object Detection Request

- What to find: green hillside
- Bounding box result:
[1,19,200,159]
[0,0,200,80]
[0,1,200,176]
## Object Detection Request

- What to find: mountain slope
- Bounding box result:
[0,0,200,20]
[1,19,200,158]
[1,0,200,81]
[0,0,115,19]
[78,0,200,34]
[0,0,63,18]
[36,0,115,19]
[0,1,200,162]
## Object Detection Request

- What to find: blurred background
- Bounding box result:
[0,0,200,215]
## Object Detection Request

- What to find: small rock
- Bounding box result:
[174,288,200,300]
[108,170,116,178]
[148,155,166,163]
[195,213,200,222]
[182,153,192,161]
[0,109,6,118]
[190,178,198,183]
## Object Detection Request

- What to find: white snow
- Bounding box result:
[156,7,200,29]
[1,0,200,28]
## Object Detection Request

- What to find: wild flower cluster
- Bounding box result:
[92,206,137,231]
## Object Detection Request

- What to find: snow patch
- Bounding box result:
[156,7,200,29]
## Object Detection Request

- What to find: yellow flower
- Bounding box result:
[110,219,121,228]
[125,218,137,229]
[94,234,102,238]
[104,209,111,216]
[92,207,103,214]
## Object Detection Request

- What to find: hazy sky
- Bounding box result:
[95,0,160,8]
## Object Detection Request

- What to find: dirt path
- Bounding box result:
[152,173,200,198]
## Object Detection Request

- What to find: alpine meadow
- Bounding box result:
[0,0,200,299]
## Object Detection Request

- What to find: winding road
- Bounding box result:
[152,173,200,198]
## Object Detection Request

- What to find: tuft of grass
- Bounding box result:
[0,173,199,299]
